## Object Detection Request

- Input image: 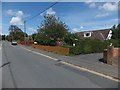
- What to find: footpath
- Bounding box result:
[20,44,119,80]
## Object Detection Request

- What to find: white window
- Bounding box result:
[84,32,91,37]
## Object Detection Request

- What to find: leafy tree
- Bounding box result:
[64,32,80,46]
[111,24,120,39]
[2,35,6,40]
[37,14,68,45]
[8,25,26,41]
[111,24,120,47]
[0,35,1,40]
[35,33,56,46]
[32,33,37,41]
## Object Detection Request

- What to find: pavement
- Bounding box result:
[2,41,119,88]
[20,43,119,79]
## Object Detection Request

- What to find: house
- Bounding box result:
[76,29,112,41]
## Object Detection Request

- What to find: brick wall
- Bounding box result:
[17,40,34,46]
[113,48,120,57]
[103,46,120,66]
[32,44,69,55]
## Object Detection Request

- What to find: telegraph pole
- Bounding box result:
[24,21,26,45]
[23,2,58,45]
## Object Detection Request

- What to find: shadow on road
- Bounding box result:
[98,58,107,63]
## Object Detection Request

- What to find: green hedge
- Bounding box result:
[63,38,119,55]
[104,39,120,47]
[69,46,81,55]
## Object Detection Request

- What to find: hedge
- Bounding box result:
[63,38,119,55]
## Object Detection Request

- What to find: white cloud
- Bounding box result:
[84,0,94,4]
[16,11,23,17]
[72,26,84,33]
[99,2,118,11]
[112,18,120,22]
[89,3,96,8]
[40,13,44,16]
[5,10,30,26]
[5,10,16,16]
[28,27,37,33]
[6,10,23,17]
[80,26,84,29]
[46,8,56,15]
[10,16,23,25]
[85,0,96,8]
[95,13,110,18]
[72,28,80,32]
[6,10,24,26]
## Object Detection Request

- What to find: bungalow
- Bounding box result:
[76,29,112,41]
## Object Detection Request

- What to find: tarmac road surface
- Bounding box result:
[2,41,118,88]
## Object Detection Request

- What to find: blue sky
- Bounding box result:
[2,2,118,35]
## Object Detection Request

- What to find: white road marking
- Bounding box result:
[22,47,58,61]
[61,61,120,83]
[21,46,120,83]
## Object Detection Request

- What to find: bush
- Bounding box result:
[104,39,120,47]
[90,39,105,53]
[64,38,119,55]
[83,44,92,54]
[69,46,81,55]
[35,34,56,46]
[63,32,80,46]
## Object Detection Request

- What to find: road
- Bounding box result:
[0,41,2,89]
[2,41,118,88]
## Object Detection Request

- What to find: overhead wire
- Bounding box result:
[25,2,59,22]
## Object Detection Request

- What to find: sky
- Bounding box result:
[1,1,119,35]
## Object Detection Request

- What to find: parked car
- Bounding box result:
[11,40,17,45]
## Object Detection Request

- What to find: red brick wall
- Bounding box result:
[17,40,34,46]
[32,44,69,55]
[113,48,120,57]
[112,48,120,67]
[104,46,120,66]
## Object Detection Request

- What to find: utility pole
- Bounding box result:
[22,2,58,45]
[24,21,26,45]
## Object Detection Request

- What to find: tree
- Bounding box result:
[111,24,120,39]
[8,25,26,41]
[32,33,37,41]
[0,35,1,40]
[64,32,80,46]
[36,14,68,45]
[111,24,120,47]
[2,35,6,40]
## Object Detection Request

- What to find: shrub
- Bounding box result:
[104,39,119,47]
[69,46,81,55]
[83,44,92,54]
[67,38,109,55]
[35,34,56,46]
